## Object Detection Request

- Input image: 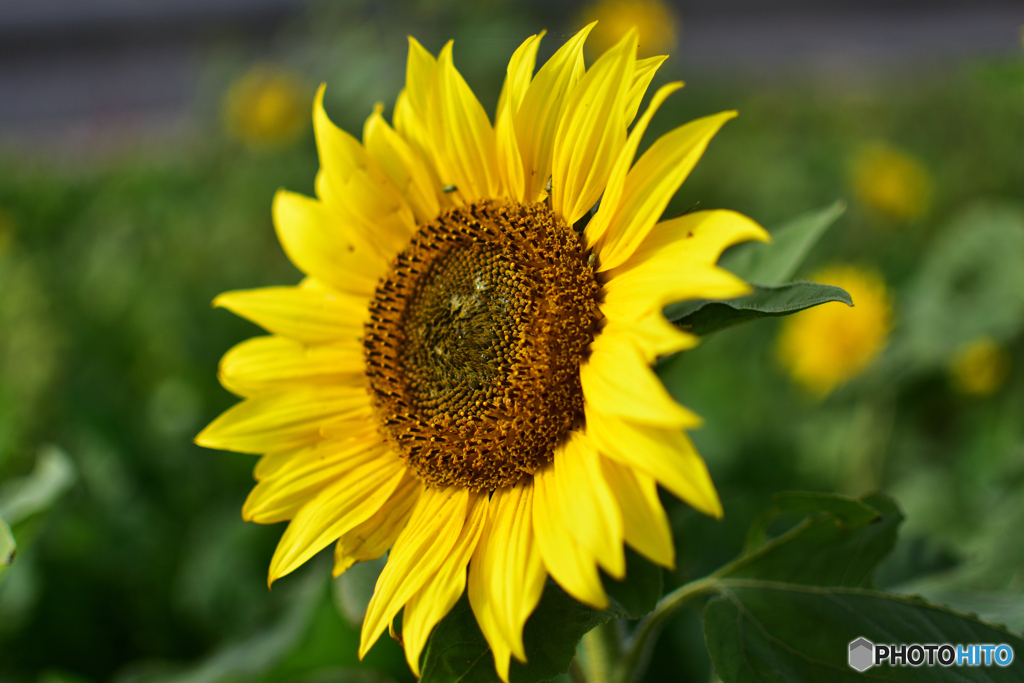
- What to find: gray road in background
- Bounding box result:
[1,0,1022,157]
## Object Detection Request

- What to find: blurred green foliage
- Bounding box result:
[1,1,1024,682]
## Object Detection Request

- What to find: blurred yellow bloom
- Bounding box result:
[851,143,932,221]
[777,265,892,396]
[223,64,309,147]
[584,0,678,57]
[949,337,1011,397]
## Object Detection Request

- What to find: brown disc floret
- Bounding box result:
[363,200,602,491]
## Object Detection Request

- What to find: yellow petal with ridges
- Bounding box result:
[272,189,386,296]
[611,209,770,276]
[585,82,683,250]
[497,32,544,122]
[427,42,501,202]
[625,55,669,125]
[496,33,544,202]
[600,312,698,364]
[359,487,470,658]
[533,460,608,608]
[334,472,423,575]
[213,287,365,344]
[313,86,416,253]
[554,431,625,578]
[268,454,406,584]
[405,37,437,119]
[253,423,378,481]
[598,455,675,568]
[402,492,489,676]
[194,386,371,454]
[587,405,723,518]
[596,110,737,271]
[551,29,636,226]
[468,483,545,673]
[363,103,441,224]
[581,330,701,428]
[601,259,751,322]
[244,439,391,524]
[218,335,363,397]
[515,23,595,202]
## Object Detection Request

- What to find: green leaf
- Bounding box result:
[666,282,853,336]
[704,583,1024,682]
[421,583,627,683]
[722,200,846,285]
[0,444,76,526]
[723,492,901,589]
[0,513,14,575]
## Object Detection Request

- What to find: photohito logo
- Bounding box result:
[848,637,1014,670]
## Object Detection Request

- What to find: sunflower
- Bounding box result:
[196,25,767,681]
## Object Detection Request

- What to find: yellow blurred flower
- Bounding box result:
[850,143,932,221]
[584,0,678,57]
[777,265,893,396]
[223,64,309,147]
[949,337,1011,397]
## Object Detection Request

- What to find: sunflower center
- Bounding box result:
[363,200,602,491]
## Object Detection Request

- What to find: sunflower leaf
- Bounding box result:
[421,584,628,683]
[666,282,853,336]
[703,493,1024,681]
[722,200,846,286]
[703,583,1024,683]
[721,492,902,588]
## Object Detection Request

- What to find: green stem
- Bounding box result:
[613,576,723,683]
[576,619,624,683]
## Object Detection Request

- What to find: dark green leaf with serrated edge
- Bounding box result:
[420,583,626,683]
[666,282,852,337]
[602,548,663,619]
[704,583,1024,682]
[720,492,902,589]
[722,200,846,286]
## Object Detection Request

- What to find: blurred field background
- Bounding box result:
[2,0,1024,681]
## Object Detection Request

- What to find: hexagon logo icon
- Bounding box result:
[849,637,874,671]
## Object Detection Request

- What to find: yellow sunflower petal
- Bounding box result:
[617,210,769,277]
[272,189,386,296]
[584,82,682,249]
[244,438,390,523]
[268,453,406,584]
[405,37,437,118]
[587,404,723,518]
[625,55,669,125]
[218,335,363,397]
[551,29,636,226]
[598,455,674,568]
[580,329,701,428]
[313,86,416,252]
[402,492,489,676]
[532,463,608,608]
[359,487,471,659]
[213,287,365,344]
[497,33,544,202]
[194,386,371,454]
[363,103,441,223]
[599,311,698,364]
[426,42,501,203]
[595,110,738,271]
[334,472,423,575]
[515,23,595,202]
[468,483,546,675]
[554,431,625,579]
[601,258,751,322]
